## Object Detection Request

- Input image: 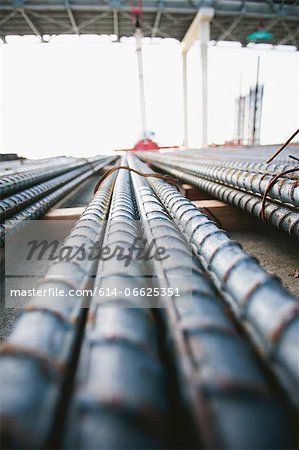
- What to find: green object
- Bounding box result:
[247,30,273,41]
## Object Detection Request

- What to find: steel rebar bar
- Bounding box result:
[0,155,110,198]
[0,157,116,246]
[64,158,169,449]
[133,155,299,408]
[0,158,113,222]
[142,159,299,237]
[0,169,117,448]
[139,153,299,209]
[128,154,293,449]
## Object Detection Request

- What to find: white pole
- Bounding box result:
[182,52,188,148]
[135,28,147,140]
[199,19,210,149]
[181,8,214,149]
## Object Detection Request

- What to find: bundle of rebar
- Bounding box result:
[0,153,298,450]
[0,155,116,246]
[137,150,299,237]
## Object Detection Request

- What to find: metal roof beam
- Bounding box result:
[0,11,18,27]
[65,0,79,35]
[277,25,299,46]
[113,9,119,41]
[216,15,242,42]
[265,0,275,13]
[120,10,171,38]
[0,2,298,22]
[77,12,111,31]
[19,9,45,42]
[28,10,72,31]
[151,9,162,38]
[213,18,238,41]
[280,20,297,46]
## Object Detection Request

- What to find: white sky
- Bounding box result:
[0,35,298,158]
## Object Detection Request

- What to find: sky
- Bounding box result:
[0,35,298,158]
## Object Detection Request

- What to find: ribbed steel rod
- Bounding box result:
[163,146,299,165]
[144,160,299,237]
[128,154,292,449]
[0,157,116,246]
[0,158,111,222]
[0,170,117,449]
[0,155,109,198]
[140,154,299,209]
[64,158,168,449]
[142,152,299,179]
[0,156,79,179]
[134,155,299,408]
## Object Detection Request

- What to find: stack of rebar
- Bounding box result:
[137,149,299,237]
[0,152,298,450]
[0,155,116,245]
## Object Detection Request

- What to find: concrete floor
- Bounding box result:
[229,227,299,298]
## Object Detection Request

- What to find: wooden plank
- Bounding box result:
[44,207,85,220]
[192,199,260,231]
[180,183,214,201]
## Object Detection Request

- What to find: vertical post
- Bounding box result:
[198,18,210,148]
[182,52,188,148]
[135,28,147,140]
[181,8,214,149]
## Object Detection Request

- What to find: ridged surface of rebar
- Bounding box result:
[0,170,117,449]
[65,159,168,449]
[0,159,109,222]
[133,156,299,408]
[162,146,299,165]
[128,154,292,449]
[0,157,115,246]
[142,153,298,179]
[143,160,299,237]
[0,156,80,179]
[0,156,103,198]
[140,154,299,209]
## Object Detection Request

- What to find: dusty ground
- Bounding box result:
[229,227,299,297]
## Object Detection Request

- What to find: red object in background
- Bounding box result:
[114,141,179,152]
[132,139,160,151]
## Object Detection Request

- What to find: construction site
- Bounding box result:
[0,1,299,449]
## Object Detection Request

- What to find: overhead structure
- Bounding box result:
[0,1,298,46]
[2,2,298,148]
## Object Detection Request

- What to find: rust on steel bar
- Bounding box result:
[127,154,293,449]
[140,153,299,210]
[266,128,299,164]
[0,168,118,449]
[64,157,169,449]
[134,155,299,409]
[142,159,299,237]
